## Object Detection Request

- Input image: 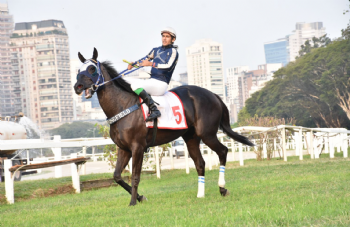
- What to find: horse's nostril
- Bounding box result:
[77,85,83,89]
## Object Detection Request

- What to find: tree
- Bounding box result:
[243,36,350,128]
[49,122,102,139]
[297,35,331,58]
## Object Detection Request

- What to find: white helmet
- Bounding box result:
[161,27,176,39]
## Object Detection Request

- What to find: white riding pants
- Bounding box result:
[124,77,168,96]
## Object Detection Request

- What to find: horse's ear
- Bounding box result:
[78,52,86,63]
[92,47,98,61]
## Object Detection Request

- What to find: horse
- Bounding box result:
[74,48,254,206]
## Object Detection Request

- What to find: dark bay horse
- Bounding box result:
[74,48,254,206]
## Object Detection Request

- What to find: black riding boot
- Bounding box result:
[139,90,161,122]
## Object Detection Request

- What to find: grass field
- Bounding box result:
[1,152,350,226]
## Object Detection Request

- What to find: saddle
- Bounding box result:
[139,91,188,130]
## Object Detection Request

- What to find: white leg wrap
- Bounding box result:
[197,176,205,198]
[218,165,225,187]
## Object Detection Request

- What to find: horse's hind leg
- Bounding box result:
[201,136,230,197]
[113,149,145,203]
[182,129,206,198]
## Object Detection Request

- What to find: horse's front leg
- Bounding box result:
[113,149,144,203]
[129,146,146,206]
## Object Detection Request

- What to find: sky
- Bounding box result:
[3,0,350,80]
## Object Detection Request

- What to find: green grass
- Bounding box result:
[0,153,350,226]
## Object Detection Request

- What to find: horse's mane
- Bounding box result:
[101,61,134,93]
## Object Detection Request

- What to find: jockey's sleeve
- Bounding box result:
[134,54,152,65]
[147,49,155,60]
[153,48,178,70]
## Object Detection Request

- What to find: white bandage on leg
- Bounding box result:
[197,176,205,198]
[218,165,225,187]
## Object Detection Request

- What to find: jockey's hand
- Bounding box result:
[139,59,152,67]
[127,62,134,70]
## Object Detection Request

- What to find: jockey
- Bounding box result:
[124,27,179,122]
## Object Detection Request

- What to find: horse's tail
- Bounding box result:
[215,94,255,147]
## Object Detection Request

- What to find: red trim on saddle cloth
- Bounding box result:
[139,91,188,129]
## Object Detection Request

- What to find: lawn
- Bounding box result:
[0,152,349,226]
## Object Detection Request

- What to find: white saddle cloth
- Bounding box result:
[140,91,188,129]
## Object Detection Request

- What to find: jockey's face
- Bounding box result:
[162,32,175,46]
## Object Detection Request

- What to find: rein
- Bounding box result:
[90,56,148,92]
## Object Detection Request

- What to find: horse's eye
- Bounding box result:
[88,66,96,74]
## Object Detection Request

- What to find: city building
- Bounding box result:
[0,4,14,117]
[226,66,250,123]
[179,72,188,85]
[264,38,288,66]
[186,39,225,100]
[264,22,326,65]
[226,63,282,122]
[10,19,73,130]
[287,22,326,62]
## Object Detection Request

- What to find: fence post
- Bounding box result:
[295,132,299,156]
[330,135,335,158]
[129,157,133,173]
[52,135,62,178]
[155,147,161,178]
[184,143,190,174]
[4,159,14,204]
[325,134,329,154]
[282,127,287,162]
[314,135,319,159]
[310,131,314,159]
[239,142,244,166]
[299,128,303,160]
[82,146,87,175]
[70,153,81,193]
[343,132,348,158]
[263,141,267,159]
[230,139,235,161]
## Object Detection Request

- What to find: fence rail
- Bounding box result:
[2,125,349,204]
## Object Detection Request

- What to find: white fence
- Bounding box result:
[1,126,349,204]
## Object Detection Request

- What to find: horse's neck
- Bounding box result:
[97,67,136,118]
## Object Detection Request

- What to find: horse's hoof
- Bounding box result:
[129,202,137,206]
[219,187,229,197]
[139,195,148,202]
[224,190,230,197]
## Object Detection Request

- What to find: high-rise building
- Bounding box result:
[226,64,282,122]
[10,20,73,130]
[226,66,249,105]
[0,4,14,117]
[186,39,225,100]
[264,22,326,65]
[287,22,326,62]
[264,38,288,66]
[226,66,249,122]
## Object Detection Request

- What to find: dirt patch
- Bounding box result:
[0,194,6,204]
[31,185,75,199]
